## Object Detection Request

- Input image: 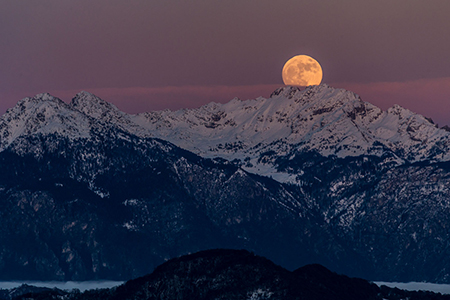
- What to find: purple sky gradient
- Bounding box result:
[1,1,450,125]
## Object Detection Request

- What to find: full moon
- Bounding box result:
[282,55,323,86]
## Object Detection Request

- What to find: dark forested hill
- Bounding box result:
[8,250,450,300]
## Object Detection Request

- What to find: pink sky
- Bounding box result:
[1,1,450,125]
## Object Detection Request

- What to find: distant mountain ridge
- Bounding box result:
[131,83,450,182]
[135,84,449,160]
[2,84,449,183]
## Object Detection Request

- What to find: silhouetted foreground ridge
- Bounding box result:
[8,249,450,300]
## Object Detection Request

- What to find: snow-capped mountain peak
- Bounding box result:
[70,91,149,135]
[0,93,96,151]
[12,93,67,113]
[70,91,121,119]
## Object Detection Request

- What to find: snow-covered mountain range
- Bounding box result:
[136,84,449,159]
[2,84,449,184]
[2,84,450,283]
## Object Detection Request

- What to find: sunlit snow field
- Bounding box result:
[375,282,450,294]
[0,281,123,292]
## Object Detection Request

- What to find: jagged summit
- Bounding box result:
[9,93,67,116]
[70,91,148,134]
[270,85,302,98]
[70,91,121,119]
[28,92,63,102]
[0,93,93,151]
[270,83,335,99]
